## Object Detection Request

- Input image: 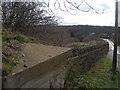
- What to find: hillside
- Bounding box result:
[17,26,74,46]
[62,25,115,42]
[17,25,115,46]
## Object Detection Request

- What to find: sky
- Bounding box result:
[1,0,120,26]
[43,0,116,26]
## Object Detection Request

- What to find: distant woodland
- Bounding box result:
[16,25,115,46]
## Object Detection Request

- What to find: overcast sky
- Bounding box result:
[1,0,120,26]
[42,0,117,26]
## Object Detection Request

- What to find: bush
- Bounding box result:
[14,34,33,43]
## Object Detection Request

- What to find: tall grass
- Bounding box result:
[66,57,120,88]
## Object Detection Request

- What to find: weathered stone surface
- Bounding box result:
[2,43,109,88]
[14,43,71,73]
[3,44,71,88]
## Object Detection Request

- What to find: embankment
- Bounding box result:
[2,42,109,88]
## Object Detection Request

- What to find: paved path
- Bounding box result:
[102,39,114,60]
[102,39,120,71]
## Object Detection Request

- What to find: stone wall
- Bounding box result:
[2,49,72,88]
[64,43,109,87]
[2,42,109,88]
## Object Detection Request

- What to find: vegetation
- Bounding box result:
[66,57,120,88]
[2,2,58,32]
[63,25,114,42]
[2,29,40,76]
[15,25,115,46]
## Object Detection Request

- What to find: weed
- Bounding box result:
[66,57,120,88]
[2,29,40,76]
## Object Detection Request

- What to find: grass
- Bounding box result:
[66,57,120,88]
[2,29,40,76]
[2,29,40,44]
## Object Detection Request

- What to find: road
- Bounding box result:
[102,39,120,71]
[102,39,114,60]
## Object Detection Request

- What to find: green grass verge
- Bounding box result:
[66,57,120,88]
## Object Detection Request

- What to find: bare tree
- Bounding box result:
[2,2,58,32]
[45,0,104,15]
